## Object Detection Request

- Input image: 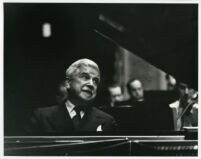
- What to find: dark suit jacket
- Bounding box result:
[25,104,117,135]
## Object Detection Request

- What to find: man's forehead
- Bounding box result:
[109,87,121,92]
[77,65,100,76]
[131,80,142,88]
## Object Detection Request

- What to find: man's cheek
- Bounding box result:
[93,92,97,98]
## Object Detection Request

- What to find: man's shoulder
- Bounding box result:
[35,105,61,116]
[91,107,114,120]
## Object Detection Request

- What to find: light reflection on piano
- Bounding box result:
[4,135,198,156]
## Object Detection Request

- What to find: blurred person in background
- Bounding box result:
[56,81,68,105]
[127,78,145,102]
[169,82,198,130]
[165,74,177,91]
[117,78,146,107]
[108,84,124,107]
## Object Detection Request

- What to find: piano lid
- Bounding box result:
[94,4,198,89]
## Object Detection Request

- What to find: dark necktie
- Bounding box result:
[72,107,82,131]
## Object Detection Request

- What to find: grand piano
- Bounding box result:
[4,3,198,156]
[4,132,198,156]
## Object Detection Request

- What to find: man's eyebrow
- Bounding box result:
[80,72,89,75]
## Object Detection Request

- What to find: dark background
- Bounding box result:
[4,3,198,135]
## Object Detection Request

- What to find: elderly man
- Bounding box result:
[25,59,117,134]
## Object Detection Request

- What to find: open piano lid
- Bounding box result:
[94,4,198,89]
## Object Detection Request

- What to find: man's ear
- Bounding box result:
[65,78,70,89]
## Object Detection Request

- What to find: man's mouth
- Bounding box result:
[82,89,93,96]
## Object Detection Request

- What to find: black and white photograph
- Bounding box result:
[2,0,199,157]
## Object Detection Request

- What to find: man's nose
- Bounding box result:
[86,79,95,87]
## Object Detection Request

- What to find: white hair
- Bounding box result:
[65,59,100,78]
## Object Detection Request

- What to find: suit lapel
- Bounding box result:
[50,104,74,132]
[79,107,103,131]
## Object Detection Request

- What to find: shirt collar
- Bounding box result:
[65,100,85,119]
[65,100,75,113]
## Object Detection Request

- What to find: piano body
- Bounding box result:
[4,3,198,156]
[4,132,198,156]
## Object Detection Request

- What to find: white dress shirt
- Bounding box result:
[169,100,198,130]
[65,100,85,119]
